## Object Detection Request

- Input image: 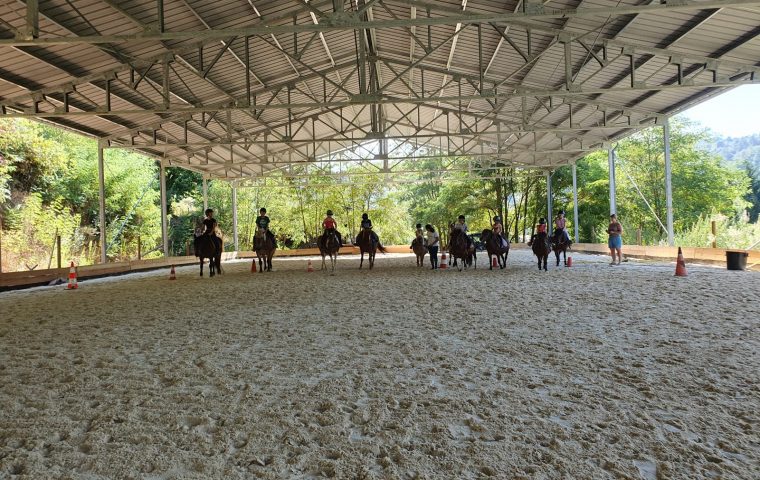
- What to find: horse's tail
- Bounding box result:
[377,243,387,253]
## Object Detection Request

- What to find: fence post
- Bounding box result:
[636,227,642,246]
[0,226,3,273]
[137,236,142,260]
[57,235,62,269]
[711,220,717,248]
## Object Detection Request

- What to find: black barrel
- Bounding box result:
[726,250,748,271]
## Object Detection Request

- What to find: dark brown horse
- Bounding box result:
[552,230,571,267]
[318,230,340,273]
[253,229,276,272]
[356,229,387,269]
[411,234,427,267]
[482,229,510,270]
[197,234,222,277]
[530,231,551,271]
[448,229,475,271]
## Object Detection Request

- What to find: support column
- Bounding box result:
[159,161,169,257]
[663,118,675,246]
[572,164,579,243]
[608,146,617,215]
[97,140,107,264]
[546,171,553,237]
[202,177,208,211]
[231,185,239,251]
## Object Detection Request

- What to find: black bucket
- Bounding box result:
[726,250,748,271]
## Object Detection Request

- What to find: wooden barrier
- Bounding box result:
[3,243,757,290]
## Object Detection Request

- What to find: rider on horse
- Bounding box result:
[254,207,277,249]
[196,208,222,253]
[553,210,571,245]
[452,215,474,249]
[359,213,380,244]
[322,210,342,246]
[410,223,425,249]
[491,215,509,248]
[528,217,548,246]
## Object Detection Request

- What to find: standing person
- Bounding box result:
[608,213,623,265]
[425,224,440,269]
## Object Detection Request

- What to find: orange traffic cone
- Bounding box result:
[307,259,314,272]
[67,262,78,290]
[169,265,177,280]
[566,256,572,267]
[491,256,498,268]
[251,258,257,273]
[675,247,687,277]
[439,252,448,269]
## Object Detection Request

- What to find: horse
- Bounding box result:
[530,231,551,271]
[552,230,571,267]
[318,230,340,273]
[481,229,510,270]
[356,229,387,269]
[411,234,427,267]
[448,229,476,271]
[196,234,222,277]
[253,228,276,272]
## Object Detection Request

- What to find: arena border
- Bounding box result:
[2,244,757,291]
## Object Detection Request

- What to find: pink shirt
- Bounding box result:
[537,224,547,234]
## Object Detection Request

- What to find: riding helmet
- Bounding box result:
[458,215,465,220]
[539,217,546,224]
[326,209,333,216]
[362,213,368,220]
[416,223,422,228]
[558,210,565,215]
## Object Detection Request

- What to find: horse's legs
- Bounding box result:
[488,253,493,270]
[359,250,364,269]
[200,257,204,276]
[563,249,567,266]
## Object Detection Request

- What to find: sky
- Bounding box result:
[680,85,760,138]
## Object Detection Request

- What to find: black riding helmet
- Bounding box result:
[458,215,465,220]
[558,210,565,215]
[539,217,546,224]
[326,209,333,216]
[416,223,422,228]
[362,213,368,220]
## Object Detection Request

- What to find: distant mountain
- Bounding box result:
[703,133,760,167]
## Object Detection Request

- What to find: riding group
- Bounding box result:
[410,211,572,272]
[192,207,573,276]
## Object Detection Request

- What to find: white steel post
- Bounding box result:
[202,177,208,212]
[232,185,239,251]
[97,140,107,263]
[608,146,617,215]
[159,161,169,257]
[663,118,675,246]
[546,171,553,237]
[572,164,579,243]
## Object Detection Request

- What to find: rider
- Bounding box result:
[528,217,548,246]
[452,215,474,249]
[254,207,277,249]
[322,210,342,246]
[553,210,571,245]
[492,215,509,248]
[201,208,222,252]
[359,213,379,243]
[410,223,425,249]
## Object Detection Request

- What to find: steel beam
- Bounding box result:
[231,186,239,251]
[608,146,617,215]
[97,140,107,264]
[160,161,169,257]
[4,0,759,47]
[572,163,579,243]
[663,118,674,245]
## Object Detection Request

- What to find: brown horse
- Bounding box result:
[196,234,221,277]
[318,230,340,273]
[530,231,551,271]
[356,229,387,269]
[482,229,510,270]
[448,229,476,271]
[411,234,427,267]
[253,229,276,272]
[552,230,571,267]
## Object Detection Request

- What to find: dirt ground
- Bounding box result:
[1,250,758,479]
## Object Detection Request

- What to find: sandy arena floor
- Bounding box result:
[0,249,758,479]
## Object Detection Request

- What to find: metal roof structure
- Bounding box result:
[2,0,760,182]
